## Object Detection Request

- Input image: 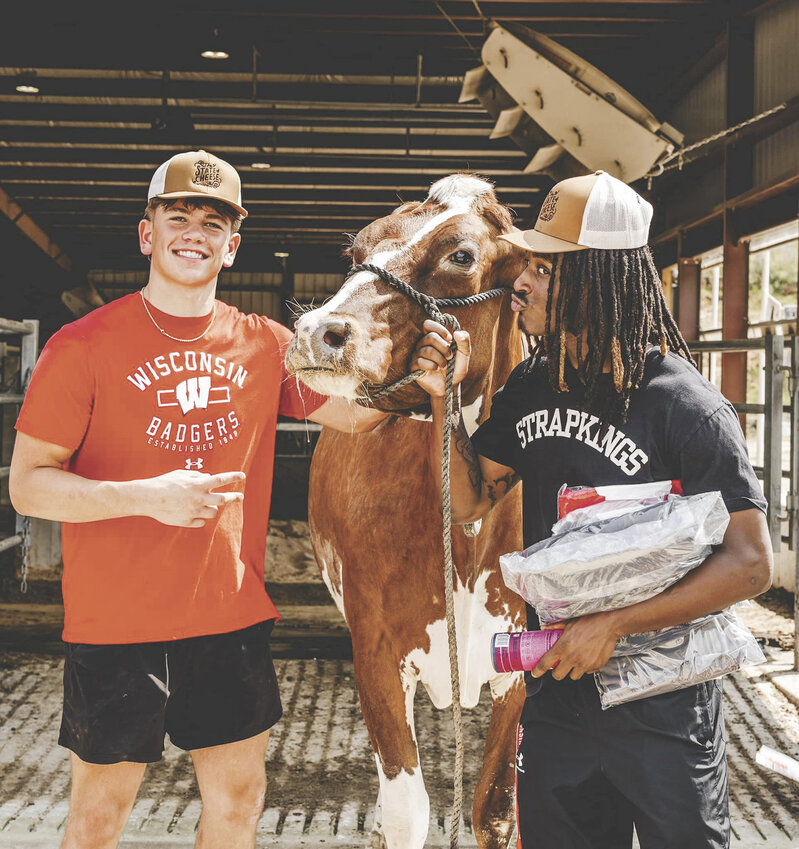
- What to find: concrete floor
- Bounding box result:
[0,603,798,848]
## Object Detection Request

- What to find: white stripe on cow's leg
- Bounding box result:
[368,789,386,849]
[374,759,429,849]
[472,676,526,849]
[358,666,429,849]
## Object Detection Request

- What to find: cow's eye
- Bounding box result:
[450,250,474,266]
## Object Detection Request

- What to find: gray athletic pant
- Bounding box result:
[516,675,729,849]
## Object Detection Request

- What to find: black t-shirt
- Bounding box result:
[472,349,767,642]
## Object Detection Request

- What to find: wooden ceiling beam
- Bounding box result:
[0,184,71,271]
[189,8,678,21]
[0,95,483,114]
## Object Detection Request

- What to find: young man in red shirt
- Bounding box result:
[10,150,386,849]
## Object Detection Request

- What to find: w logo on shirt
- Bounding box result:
[175,376,212,414]
[156,377,230,415]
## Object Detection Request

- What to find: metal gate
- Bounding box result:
[691,331,799,668]
[0,319,38,580]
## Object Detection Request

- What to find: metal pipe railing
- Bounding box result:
[0,535,22,554]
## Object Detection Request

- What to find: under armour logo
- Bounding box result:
[185,459,204,470]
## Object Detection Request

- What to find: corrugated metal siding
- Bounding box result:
[87,269,143,289]
[220,271,282,289]
[294,273,345,301]
[663,163,725,230]
[753,0,799,187]
[217,289,282,318]
[89,270,284,320]
[666,60,727,145]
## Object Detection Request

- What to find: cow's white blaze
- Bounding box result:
[293,175,494,398]
[374,760,429,849]
[401,570,521,709]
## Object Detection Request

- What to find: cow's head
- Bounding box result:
[286,174,526,412]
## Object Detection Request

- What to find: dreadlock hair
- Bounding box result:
[537,246,695,430]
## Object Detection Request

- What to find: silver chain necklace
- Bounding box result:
[140,290,216,343]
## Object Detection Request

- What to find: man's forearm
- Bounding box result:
[606,543,771,640]
[430,396,486,522]
[11,467,152,523]
[534,512,773,680]
[307,395,389,432]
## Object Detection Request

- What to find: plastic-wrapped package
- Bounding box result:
[497,483,764,707]
[595,608,765,708]
[499,491,729,625]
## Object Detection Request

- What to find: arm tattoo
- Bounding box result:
[485,472,520,507]
[453,416,481,491]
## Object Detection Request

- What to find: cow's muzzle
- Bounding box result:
[286,312,377,398]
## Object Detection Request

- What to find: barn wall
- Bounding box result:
[666,59,727,145]
[753,0,799,187]
[661,61,727,229]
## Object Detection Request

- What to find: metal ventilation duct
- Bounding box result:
[460,23,684,183]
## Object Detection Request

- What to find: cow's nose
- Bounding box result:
[318,318,351,351]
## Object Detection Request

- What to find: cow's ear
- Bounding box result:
[478,198,515,235]
[391,201,422,215]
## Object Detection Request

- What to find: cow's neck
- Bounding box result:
[461,303,523,431]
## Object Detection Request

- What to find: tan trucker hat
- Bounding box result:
[500,170,652,254]
[147,150,248,218]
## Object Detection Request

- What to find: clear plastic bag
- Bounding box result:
[497,485,764,708]
[595,608,765,708]
[499,492,729,625]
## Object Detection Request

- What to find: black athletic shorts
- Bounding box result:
[60,619,282,764]
[516,675,729,849]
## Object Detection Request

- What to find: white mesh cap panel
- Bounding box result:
[578,172,653,250]
[147,155,177,199]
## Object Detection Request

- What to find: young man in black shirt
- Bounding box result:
[411,171,772,848]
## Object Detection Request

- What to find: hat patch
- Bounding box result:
[539,189,559,222]
[192,160,222,189]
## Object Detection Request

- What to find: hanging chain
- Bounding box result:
[19,514,31,594]
[646,101,788,183]
[18,364,33,594]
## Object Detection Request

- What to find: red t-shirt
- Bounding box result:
[15,293,325,644]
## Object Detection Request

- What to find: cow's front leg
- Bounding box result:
[472,675,526,848]
[354,652,428,849]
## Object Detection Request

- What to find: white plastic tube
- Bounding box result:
[756,745,799,783]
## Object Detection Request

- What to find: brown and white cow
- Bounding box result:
[286,175,527,849]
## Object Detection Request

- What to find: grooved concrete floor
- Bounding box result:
[0,646,798,848]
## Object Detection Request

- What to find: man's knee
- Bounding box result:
[62,800,131,849]
[202,769,267,825]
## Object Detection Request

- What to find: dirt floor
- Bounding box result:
[266,520,322,584]
[0,520,798,847]
[738,587,796,651]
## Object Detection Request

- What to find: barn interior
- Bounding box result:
[0,1,798,845]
